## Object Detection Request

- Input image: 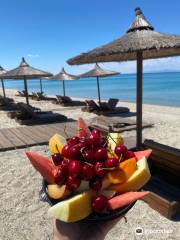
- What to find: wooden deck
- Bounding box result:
[0,121,136,152]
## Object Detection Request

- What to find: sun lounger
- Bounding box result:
[11,102,67,125]
[81,100,100,112]
[82,98,129,115]
[7,102,42,119]
[15,91,25,97]
[53,95,85,106]
[0,97,16,111]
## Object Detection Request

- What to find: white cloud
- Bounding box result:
[74,56,180,74]
[27,53,40,58]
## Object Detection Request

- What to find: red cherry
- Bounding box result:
[67,136,80,146]
[89,177,102,191]
[51,153,63,166]
[61,144,70,158]
[68,144,81,159]
[114,144,128,156]
[94,162,105,177]
[99,137,107,148]
[89,130,101,145]
[104,158,119,168]
[66,176,81,191]
[92,195,109,214]
[54,166,66,185]
[95,148,107,162]
[81,164,94,181]
[79,137,91,148]
[124,151,136,160]
[68,160,82,178]
[91,129,101,136]
[83,149,95,163]
[61,159,71,172]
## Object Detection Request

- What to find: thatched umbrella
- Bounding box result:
[49,68,79,96]
[0,66,7,98]
[68,7,180,149]
[79,63,119,103]
[1,58,52,105]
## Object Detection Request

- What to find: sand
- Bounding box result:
[0,88,180,240]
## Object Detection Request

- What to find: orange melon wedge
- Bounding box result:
[108,157,137,184]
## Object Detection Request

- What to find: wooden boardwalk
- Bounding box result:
[0,121,136,152]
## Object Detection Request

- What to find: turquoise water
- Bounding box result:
[2,72,180,107]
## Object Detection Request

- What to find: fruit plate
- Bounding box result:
[39,180,136,222]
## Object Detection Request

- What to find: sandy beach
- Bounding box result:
[0,88,180,240]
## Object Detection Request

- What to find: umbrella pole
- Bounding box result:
[40,79,43,94]
[136,52,143,149]
[1,79,6,98]
[62,80,66,96]
[96,76,101,103]
[24,77,29,105]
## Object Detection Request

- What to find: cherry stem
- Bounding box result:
[107,134,116,144]
[101,167,116,171]
[84,162,94,167]
[119,154,123,163]
[63,126,69,139]
[103,139,108,148]
[55,144,60,153]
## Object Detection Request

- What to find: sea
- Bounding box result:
[3,72,180,108]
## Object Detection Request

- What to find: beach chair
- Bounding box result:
[15,91,25,97]
[13,102,67,125]
[99,98,119,110]
[81,100,100,113]
[7,102,41,118]
[97,98,129,115]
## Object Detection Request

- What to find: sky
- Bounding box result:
[1,0,180,74]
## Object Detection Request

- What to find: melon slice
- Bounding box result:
[26,151,57,184]
[77,118,91,138]
[49,134,66,154]
[110,157,151,193]
[48,190,93,222]
[108,191,150,210]
[108,157,137,184]
[134,149,152,161]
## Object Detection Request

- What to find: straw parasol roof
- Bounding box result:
[67,7,180,149]
[1,58,52,105]
[79,63,118,78]
[2,58,52,79]
[68,8,180,64]
[79,63,119,102]
[0,66,7,98]
[49,67,79,96]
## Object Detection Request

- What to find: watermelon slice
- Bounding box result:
[26,151,57,184]
[134,149,152,161]
[108,191,149,210]
[77,118,91,138]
